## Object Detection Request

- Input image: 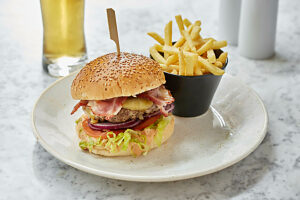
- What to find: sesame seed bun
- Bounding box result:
[76,115,175,157]
[71,52,166,100]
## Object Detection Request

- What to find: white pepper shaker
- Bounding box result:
[238,0,279,59]
[218,0,241,45]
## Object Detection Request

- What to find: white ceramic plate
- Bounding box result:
[32,73,268,182]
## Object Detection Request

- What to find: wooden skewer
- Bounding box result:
[106,8,120,55]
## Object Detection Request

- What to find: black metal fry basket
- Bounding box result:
[151,49,228,117]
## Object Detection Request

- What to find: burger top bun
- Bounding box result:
[71,52,166,100]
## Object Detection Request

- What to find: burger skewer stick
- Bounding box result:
[106,8,120,55]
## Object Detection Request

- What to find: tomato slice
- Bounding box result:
[111,129,126,134]
[82,119,108,138]
[134,115,161,131]
[82,115,161,138]
[82,119,126,139]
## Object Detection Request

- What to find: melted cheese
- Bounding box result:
[122,97,153,110]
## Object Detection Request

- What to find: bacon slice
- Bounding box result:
[88,97,127,120]
[138,86,174,116]
[71,100,88,115]
[71,86,174,118]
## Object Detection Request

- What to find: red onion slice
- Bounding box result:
[88,103,174,131]
[164,103,174,113]
[144,110,161,119]
[88,119,141,130]
[144,104,174,119]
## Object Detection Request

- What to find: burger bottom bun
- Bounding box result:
[76,115,174,157]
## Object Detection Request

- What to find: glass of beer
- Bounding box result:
[40,0,87,77]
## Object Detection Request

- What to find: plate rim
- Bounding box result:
[31,72,268,182]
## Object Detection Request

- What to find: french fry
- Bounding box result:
[154,44,163,52]
[203,37,216,42]
[199,64,209,74]
[194,65,203,75]
[166,69,173,73]
[147,16,227,76]
[186,20,201,32]
[189,22,199,32]
[164,21,172,46]
[175,15,185,33]
[169,65,180,71]
[183,18,192,28]
[174,21,198,47]
[171,69,178,75]
[166,54,178,65]
[198,56,224,75]
[182,30,196,52]
[194,40,204,49]
[215,61,223,68]
[183,50,197,57]
[147,32,165,45]
[163,45,179,54]
[174,37,185,47]
[212,40,227,49]
[178,49,186,75]
[150,46,166,64]
[217,52,228,64]
[190,26,205,47]
[164,21,172,59]
[190,26,201,40]
[184,53,197,76]
[160,64,179,71]
[197,39,213,55]
[207,49,216,63]
[193,20,201,27]
[182,42,190,51]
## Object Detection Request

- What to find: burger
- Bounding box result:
[71,52,175,157]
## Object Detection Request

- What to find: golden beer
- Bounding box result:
[40,0,87,76]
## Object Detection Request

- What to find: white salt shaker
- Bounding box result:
[238,0,279,59]
[218,0,241,45]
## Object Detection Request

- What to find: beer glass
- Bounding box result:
[40,0,87,77]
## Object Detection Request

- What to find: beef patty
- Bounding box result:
[84,104,159,123]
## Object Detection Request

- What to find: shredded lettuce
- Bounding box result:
[120,130,132,151]
[87,138,95,151]
[95,136,105,147]
[78,116,171,155]
[79,141,88,150]
[79,137,100,152]
[153,116,171,147]
[75,118,81,124]
[132,135,147,150]
[103,130,134,152]
[105,132,117,152]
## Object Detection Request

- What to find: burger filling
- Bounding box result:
[71,85,175,155]
[76,115,172,156]
[83,103,160,123]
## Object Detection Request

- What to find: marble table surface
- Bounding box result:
[0,0,299,199]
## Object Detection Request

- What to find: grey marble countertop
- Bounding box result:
[1,0,299,199]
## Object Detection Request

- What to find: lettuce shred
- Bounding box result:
[75,118,81,124]
[78,116,171,155]
[153,116,171,147]
[79,141,87,150]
